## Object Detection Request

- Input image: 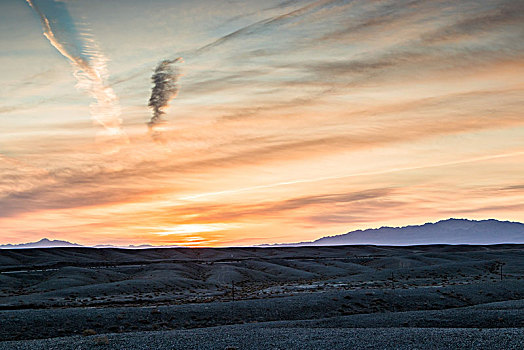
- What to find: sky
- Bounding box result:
[0,0,523,247]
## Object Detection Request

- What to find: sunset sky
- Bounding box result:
[1,0,523,246]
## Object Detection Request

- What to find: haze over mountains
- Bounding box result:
[2,219,524,249]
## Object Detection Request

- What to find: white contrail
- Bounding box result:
[180,150,524,200]
[26,0,126,144]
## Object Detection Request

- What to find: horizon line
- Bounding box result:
[2,217,523,248]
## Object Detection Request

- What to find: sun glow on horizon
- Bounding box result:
[147,224,239,236]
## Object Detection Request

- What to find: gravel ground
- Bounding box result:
[2,281,524,341]
[1,326,523,350]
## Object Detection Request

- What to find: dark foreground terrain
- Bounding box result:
[1,245,524,349]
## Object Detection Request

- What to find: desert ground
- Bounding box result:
[1,245,524,349]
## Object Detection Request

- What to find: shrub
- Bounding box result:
[82,329,97,336]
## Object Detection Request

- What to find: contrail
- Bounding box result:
[97,0,335,96]
[26,0,127,149]
[191,0,335,56]
[180,150,524,201]
[147,57,182,141]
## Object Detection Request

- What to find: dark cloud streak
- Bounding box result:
[147,58,182,133]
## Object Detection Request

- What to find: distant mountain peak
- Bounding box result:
[0,238,82,249]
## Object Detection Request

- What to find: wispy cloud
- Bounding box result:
[25,0,128,151]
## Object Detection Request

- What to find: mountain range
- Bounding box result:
[0,239,183,249]
[2,219,524,248]
[296,218,524,246]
